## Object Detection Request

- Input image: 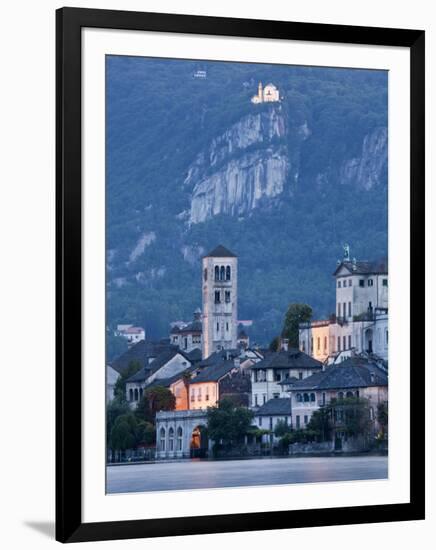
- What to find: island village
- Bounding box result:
[107,244,388,463]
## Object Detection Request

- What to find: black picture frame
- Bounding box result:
[56,6,425,543]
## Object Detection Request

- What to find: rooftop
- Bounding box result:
[189,360,236,383]
[255,398,292,416]
[204,245,237,258]
[334,259,388,277]
[250,349,323,371]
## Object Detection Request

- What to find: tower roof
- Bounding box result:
[204,245,237,258]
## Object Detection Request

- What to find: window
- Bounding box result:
[385,329,389,344]
[298,372,303,380]
[216,322,219,332]
[177,427,183,451]
[225,290,231,303]
[348,302,352,317]
[343,336,346,350]
[348,335,352,349]
[191,390,195,402]
[129,389,133,401]
[197,387,202,401]
[220,266,225,281]
[337,303,341,317]
[337,336,341,352]
[296,415,300,429]
[310,337,313,353]
[184,337,188,349]
[359,279,364,287]
[214,266,219,281]
[160,428,166,452]
[273,393,280,399]
[203,268,207,281]
[226,266,231,281]
[310,393,316,402]
[304,415,308,425]
[214,290,220,304]
[338,281,341,288]
[226,322,229,331]
[302,340,306,352]
[324,336,327,351]
[368,278,374,287]
[259,416,262,426]
[139,388,143,398]
[168,427,174,451]
[348,279,352,287]
[134,388,139,401]
[338,392,344,399]
[322,392,326,405]
[346,391,354,398]
[382,278,388,287]
[303,393,309,402]
[205,387,209,401]
[254,394,258,406]
[343,302,346,318]
[263,394,266,404]
[274,372,281,382]
[317,337,320,350]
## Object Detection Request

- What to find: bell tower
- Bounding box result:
[202,245,238,359]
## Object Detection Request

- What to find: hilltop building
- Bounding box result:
[202,245,238,359]
[115,324,145,346]
[251,82,280,104]
[299,247,388,362]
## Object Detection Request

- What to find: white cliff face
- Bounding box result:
[339,127,387,190]
[185,107,290,224]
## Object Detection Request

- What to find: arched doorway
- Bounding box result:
[190,425,208,458]
[365,328,373,354]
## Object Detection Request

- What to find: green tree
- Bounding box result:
[113,360,142,402]
[377,401,388,439]
[281,303,313,347]
[106,399,131,446]
[274,419,293,438]
[135,385,176,423]
[110,413,138,454]
[269,335,281,352]
[332,397,372,438]
[207,398,253,446]
[307,406,333,442]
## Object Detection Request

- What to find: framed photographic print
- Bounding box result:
[56,7,425,543]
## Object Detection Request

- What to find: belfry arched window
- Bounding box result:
[214,266,219,281]
[220,266,225,281]
[226,265,231,281]
[134,388,139,401]
[129,389,133,401]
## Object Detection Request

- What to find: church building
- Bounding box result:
[251,82,280,104]
[202,245,238,359]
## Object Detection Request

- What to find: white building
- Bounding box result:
[299,251,388,362]
[251,82,280,104]
[170,309,202,353]
[202,245,238,359]
[250,348,323,408]
[115,324,145,346]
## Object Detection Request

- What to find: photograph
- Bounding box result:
[105,55,389,495]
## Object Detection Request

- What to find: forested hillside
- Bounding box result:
[106,56,388,355]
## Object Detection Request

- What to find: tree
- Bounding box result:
[281,303,313,347]
[135,385,176,424]
[274,419,293,438]
[207,398,253,446]
[332,397,372,438]
[106,399,130,446]
[113,360,143,402]
[269,335,281,352]
[307,406,333,442]
[377,401,388,439]
[110,413,138,455]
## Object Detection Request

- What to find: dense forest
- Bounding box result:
[106,56,388,358]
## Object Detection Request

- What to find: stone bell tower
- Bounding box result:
[202,245,238,359]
